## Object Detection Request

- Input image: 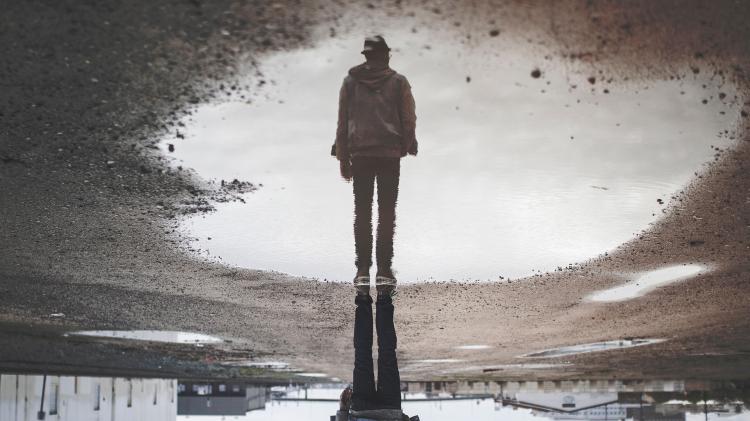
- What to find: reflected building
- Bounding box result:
[0,374,176,421]
[4,375,743,420]
[177,381,265,416]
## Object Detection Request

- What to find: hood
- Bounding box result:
[348,62,396,90]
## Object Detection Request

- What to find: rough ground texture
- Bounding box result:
[0,0,748,381]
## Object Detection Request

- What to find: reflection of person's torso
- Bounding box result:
[345,73,407,155]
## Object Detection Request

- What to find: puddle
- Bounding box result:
[522,338,665,358]
[163,22,741,282]
[587,264,707,302]
[226,360,291,370]
[68,330,223,344]
[433,363,572,376]
[455,344,492,350]
[296,372,328,378]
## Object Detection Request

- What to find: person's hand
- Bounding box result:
[340,159,352,181]
[401,141,418,157]
[339,386,353,411]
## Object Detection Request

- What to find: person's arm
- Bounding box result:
[399,77,417,156]
[335,386,352,421]
[335,78,351,162]
[335,78,352,181]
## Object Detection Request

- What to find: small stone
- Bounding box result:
[168,143,175,152]
[587,76,596,84]
[489,29,500,37]
[530,68,541,78]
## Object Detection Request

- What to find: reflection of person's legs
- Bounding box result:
[376,293,401,409]
[352,294,376,410]
[352,157,376,272]
[375,158,400,273]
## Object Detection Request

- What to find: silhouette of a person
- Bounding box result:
[333,35,417,291]
[334,291,418,421]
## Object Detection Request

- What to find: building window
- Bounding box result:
[94,383,101,411]
[49,382,59,415]
[127,380,133,408]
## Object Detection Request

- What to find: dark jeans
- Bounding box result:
[352,156,400,271]
[352,294,401,411]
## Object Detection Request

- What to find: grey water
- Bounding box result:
[162,24,741,283]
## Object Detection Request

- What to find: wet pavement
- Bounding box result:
[162,24,741,282]
[3,372,747,420]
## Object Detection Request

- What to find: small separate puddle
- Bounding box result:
[227,361,290,370]
[522,338,664,358]
[296,372,328,378]
[69,330,223,344]
[587,264,706,302]
[163,19,740,282]
[455,344,492,350]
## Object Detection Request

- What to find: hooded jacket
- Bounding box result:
[334,62,417,161]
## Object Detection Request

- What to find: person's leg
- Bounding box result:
[375,293,401,409]
[351,294,377,410]
[352,157,376,274]
[374,158,400,275]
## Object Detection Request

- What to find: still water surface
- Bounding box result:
[163,25,739,282]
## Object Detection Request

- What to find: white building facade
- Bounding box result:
[0,374,176,421]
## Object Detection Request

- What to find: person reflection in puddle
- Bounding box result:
[332,35,417,291]
[333,287,419,421]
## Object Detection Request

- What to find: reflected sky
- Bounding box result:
[162,23,740,282]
